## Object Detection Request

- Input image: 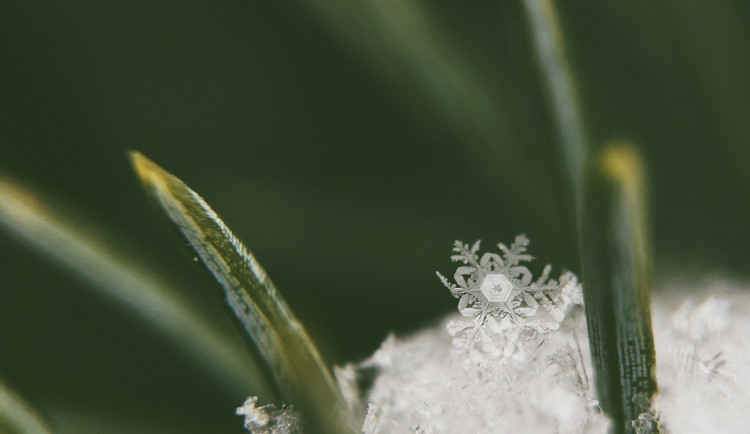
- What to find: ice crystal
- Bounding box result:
[631,410,663,434]
[650,278,750,433]
[358,278,750,433]
[334,363,362,412]
[359,315,608,434]
[436,235,583,350]
[630,393,664,434]
[355,236,599,433]
[350,241,750,434]
[361,403,382,434]
[236,396,301,434]
[229,241,750,434]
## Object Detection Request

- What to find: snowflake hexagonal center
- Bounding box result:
[479,274,513,303]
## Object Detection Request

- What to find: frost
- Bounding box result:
[358,236,600,433]
[359,315,607,434]
[334,363,362,412]
[361,403,382,434]
[630,393,664,434]
[234,237,750,433]
[236,396,301,434]
[650,278,750,433]
[357,275,750,433]
[436,236,583,351]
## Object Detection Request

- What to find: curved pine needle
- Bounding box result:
[0,378,51,434]
[297,0,560,224]
[0,175,272,399]
[522,0,589,199]
[521,0,590,265]
[130,152,354,434]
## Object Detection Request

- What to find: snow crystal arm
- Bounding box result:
[453,265,481,290]
[479,252,504,270]
[498,234,534,268]
[451,240,482,268]
[436,271,466,297]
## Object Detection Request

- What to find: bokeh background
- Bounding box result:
[2,1,749,432]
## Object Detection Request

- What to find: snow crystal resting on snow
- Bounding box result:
[236,235,750,433]
[360,275,750,433]
[360,236,606,433]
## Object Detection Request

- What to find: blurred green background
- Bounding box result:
[1,0,749,432]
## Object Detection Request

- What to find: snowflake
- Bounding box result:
[236,396,301,434]
[630,393,664,434]
[436,235,582,345]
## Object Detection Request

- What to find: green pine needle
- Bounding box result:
[581,143,658,433]
[130,151,356,434]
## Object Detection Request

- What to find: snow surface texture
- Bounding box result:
[360,277,750,433]
[650,278,750,433]
[361,236,602,433]
[236,235,750,433]
[360,318,606,433]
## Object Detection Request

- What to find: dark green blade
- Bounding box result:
[581,143,657,433]
[130,151,354,434]
[521,0,590,264]
[0,175,268,399]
